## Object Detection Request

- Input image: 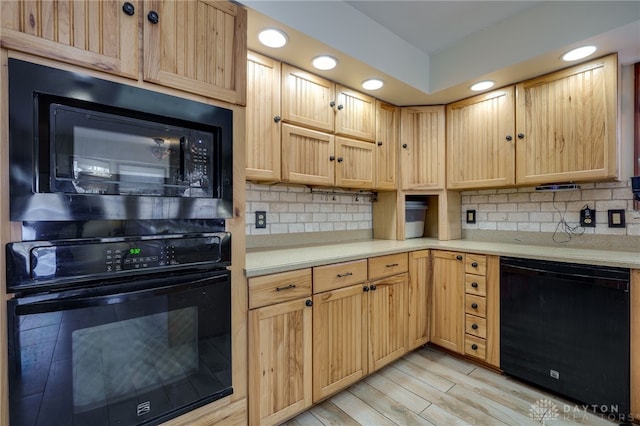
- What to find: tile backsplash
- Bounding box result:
[460,181,640,239]
[246,183,373,236]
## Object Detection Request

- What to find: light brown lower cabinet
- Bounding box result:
[408,250,431,349]
[312,283,369,402]
[248,297,313,426]
[430,251,465,353]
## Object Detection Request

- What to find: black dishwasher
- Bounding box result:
[500,257,630,419]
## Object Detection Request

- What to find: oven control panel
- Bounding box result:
[6,233,231,292]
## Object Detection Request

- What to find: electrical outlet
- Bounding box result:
[580,206,596,227]
[255,211,267,228]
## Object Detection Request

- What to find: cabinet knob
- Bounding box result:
[517,133,525,139]
[337,157,344,163]
[472,323,479,330]
[330,101,336,108]
[456,255,463,261]
[377,141,383,146]
[402,143,408,149]
[471,344,478,350]
[363,285,370,292]
[471,303,478,309]
[305,299,313,307]
[147,10,159,24]
[370,284,377,291]
[273,115,281,123]
[122,2,135,16]
[471,282,479,288]
[471,262,478,268]
[329,155,335,161]
[337,104,344,110]
[505,135,512,141]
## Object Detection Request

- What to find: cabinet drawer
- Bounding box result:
[368,253,408,280]
[465,254,486,276]
[464,335,486,360]
[465,315,487,339]
[249,269,312,309]
[465,274,487,296]
[314,260,368,293]
[465,294,487,317]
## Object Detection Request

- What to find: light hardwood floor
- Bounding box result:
[283,346,617,426]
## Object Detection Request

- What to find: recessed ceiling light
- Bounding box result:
[312,56,338,70]
[470,80,494,91]
[562,45,597,61]
[362,79,384,90]
[258,28,287,48]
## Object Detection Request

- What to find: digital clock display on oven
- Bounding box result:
[129,248,141,255]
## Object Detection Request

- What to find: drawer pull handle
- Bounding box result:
[471,303,478,309]
[305,299,313,307]
[386,263,399,268]
[471,262,478,268]
[337,272,353,278]
[471,323,479,330]
[471,344,478,350]
[456,255,463,261]
[471,282,479,288]
[276,284,296,292]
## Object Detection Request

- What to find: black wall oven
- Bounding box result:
[8,59,233,221]
[5,59,236,426]
[6,233,232,426]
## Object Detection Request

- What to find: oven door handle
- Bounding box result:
[13,271,229,316]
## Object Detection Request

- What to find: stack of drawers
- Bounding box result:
[463,254,488,360]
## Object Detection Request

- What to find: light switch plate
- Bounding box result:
[607,209,625,228]
[466,210,476,224]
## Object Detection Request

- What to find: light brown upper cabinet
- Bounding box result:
[1,0,247,105]
[335,85,376,141]
[334,137,376,189]
[281,64,335,132]
[246,51,281,181]
[375,101,399,190]
[515,54,618,185]
[281,64,376,142]
[281,124,335,187]
[0,0,139,78]
[143,0,247,105]
[447,87,516,189]
[400,106,446,190]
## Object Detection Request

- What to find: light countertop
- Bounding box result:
[245,238,640,277]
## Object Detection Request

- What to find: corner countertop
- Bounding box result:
[245,238,640,277]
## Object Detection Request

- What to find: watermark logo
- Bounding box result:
[529,399,560,425]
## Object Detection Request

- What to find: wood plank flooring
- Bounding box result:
[284,346,617,426]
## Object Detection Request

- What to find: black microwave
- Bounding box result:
[8,59,233,222]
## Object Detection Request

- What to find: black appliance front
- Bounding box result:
[7,268,232,426]
[8,58,233,221]
[500,257,630,420]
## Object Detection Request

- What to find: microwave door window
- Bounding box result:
[50,105,209,197]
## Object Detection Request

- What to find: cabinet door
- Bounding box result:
[408,250,431,350]
[335,137,375,189]
[400,106,446,190]
[249,298,313,426]
[0,0,138,78]
[282,64,334,132]
[282,124,335,186]
[375,101,399,190]
[431,251,464,353]
[515,54,618,185]
[447,87,516,189]
[368,273,408,371]
[312,284,368,402]
[246,51,281,181]
[143,0,247,105]
[335,85,376,141]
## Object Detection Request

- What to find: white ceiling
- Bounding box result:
[242,1,640,106]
